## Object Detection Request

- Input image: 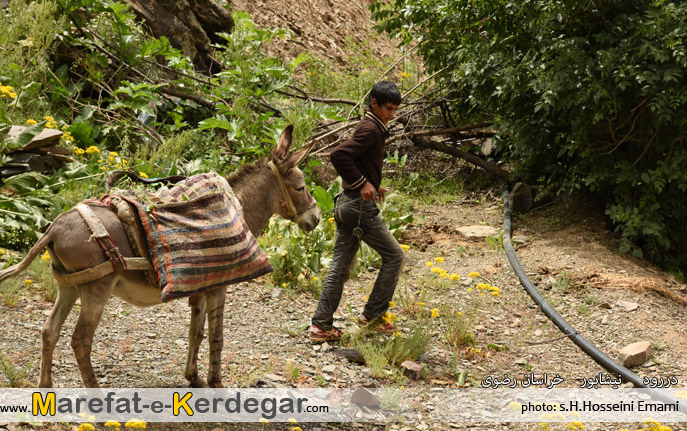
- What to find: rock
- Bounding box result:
[271,288,284,299]
[400,360,425,380]
[7,125,63,150]
[264,373,284,382]
[533,329,543,337]
[322,365,337,374]
[334,348,365,363]
[619,341,653,367]
[598,302,612,309]
[350,387,380,408]
[456,225,498,241]
[511,235,530,245]
[618,300,639,312]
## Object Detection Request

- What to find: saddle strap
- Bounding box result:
[75,204,127,271]
[51,257,152,286]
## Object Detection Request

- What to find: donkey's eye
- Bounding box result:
[295,186,305,192]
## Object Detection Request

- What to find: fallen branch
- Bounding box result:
[387,121,494,144]
[396,118,511,182]
[275,88,357,106]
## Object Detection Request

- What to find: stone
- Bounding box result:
[480,138,495,156]
[619,341,653,367]
[533,329,543,337]
[456,225,498,241]
[401,360,425,380]
[322,365,337,374]
[270,288,284,299]
[618,300,639,312]
[350,387,380,408]
[264,373,284,382]
[598,302,612,309]
[334,348,366,363]
[511,236,530,245]
[8,125,63,150]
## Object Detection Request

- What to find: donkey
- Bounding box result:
[0,125,320,388]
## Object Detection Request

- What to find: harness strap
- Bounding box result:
[51,257,151,286]
[75,204,127,271]
[267,160,298,218]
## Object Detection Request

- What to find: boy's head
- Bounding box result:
[368,81,401,125]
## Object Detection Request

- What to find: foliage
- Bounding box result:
[0,352,30,387]
[372,0,687,273]
[354,324,431,380]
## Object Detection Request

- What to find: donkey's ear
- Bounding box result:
[271,125,294,162]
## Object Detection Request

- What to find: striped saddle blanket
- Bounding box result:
[112,172,273,302]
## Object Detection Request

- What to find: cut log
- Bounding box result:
[123,0,234,72]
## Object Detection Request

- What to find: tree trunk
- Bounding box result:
[123,0,234,73]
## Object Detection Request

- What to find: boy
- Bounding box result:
[310,81,404,342]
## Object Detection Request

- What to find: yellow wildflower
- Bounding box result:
[139,172,148,179]
[327,217,335,222]
[467,288,473,292]
[26,119,37,125]
[24,279,33,286]
[313,276,319,282]
[259,418,269,423]
[431,308,439,318]
[388,301,395,308]
[282,283,287,288]
[86,146,100,154]
[110,151,118,157]
[105,421,121,427]
[61,125,68,131]
[675,390,687,399]
[491,291,500,297]
[43,116,54,121]
[0,248,5,255]
[457,311,463,316]
[434,257,444,263]
[124,419,146,428]
[508,401,522,411]
[425,261,434,267]
[394,332,401,337]
[78,424,95,431]
[41,251,50,261]
[381,311,396,324]
[287,418,298,423]
[292,427,303,431]
[74,148,85,155]
[468,271,480,278]
[431,267,443,274]
[440,272,449,278]
[122,159,128,165]
[416,302,425,306]
[539,424,549,430]
[87,415,96,422]
[109,156,115,162]
[449,273,460,281]
[400,244,410,251]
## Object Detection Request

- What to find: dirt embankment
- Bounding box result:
[231,0,399,67]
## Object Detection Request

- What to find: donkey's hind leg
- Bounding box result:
[205,286,227,388]
[185,294,208,387]
[71,276,115,388]
[40,283,79,388]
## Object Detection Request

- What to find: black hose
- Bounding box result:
[499,181,687,413]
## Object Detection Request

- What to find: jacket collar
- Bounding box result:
[364,111,389,137]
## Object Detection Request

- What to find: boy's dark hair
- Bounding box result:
[368,81,402,108]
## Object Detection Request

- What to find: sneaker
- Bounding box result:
[309,325,342,342]
[357,313,397,334]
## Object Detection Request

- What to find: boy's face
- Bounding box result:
[370,99,399,125]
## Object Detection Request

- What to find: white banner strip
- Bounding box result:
[0,388,685,423]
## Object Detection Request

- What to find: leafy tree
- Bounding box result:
[372,0,687,274]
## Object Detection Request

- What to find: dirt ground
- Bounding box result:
[1,184,686,431]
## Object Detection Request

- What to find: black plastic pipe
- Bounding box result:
[499,182,687,413]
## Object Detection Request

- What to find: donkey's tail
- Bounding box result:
[0,225,53,284]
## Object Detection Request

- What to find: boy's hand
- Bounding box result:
[360,182,377,201]
[376,187,388,202]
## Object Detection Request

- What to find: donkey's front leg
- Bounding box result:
[205,286,227,388]
[185,294,208,387]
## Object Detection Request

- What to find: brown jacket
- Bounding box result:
[330,111,389,191]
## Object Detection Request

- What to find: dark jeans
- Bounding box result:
[312,190,405,330]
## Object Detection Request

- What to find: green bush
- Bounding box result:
[372,0,687,275]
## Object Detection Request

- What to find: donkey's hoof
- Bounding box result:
[208,379,224,388]
[189,378,208,388]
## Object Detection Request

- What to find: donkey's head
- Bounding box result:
[269,125,320,232]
